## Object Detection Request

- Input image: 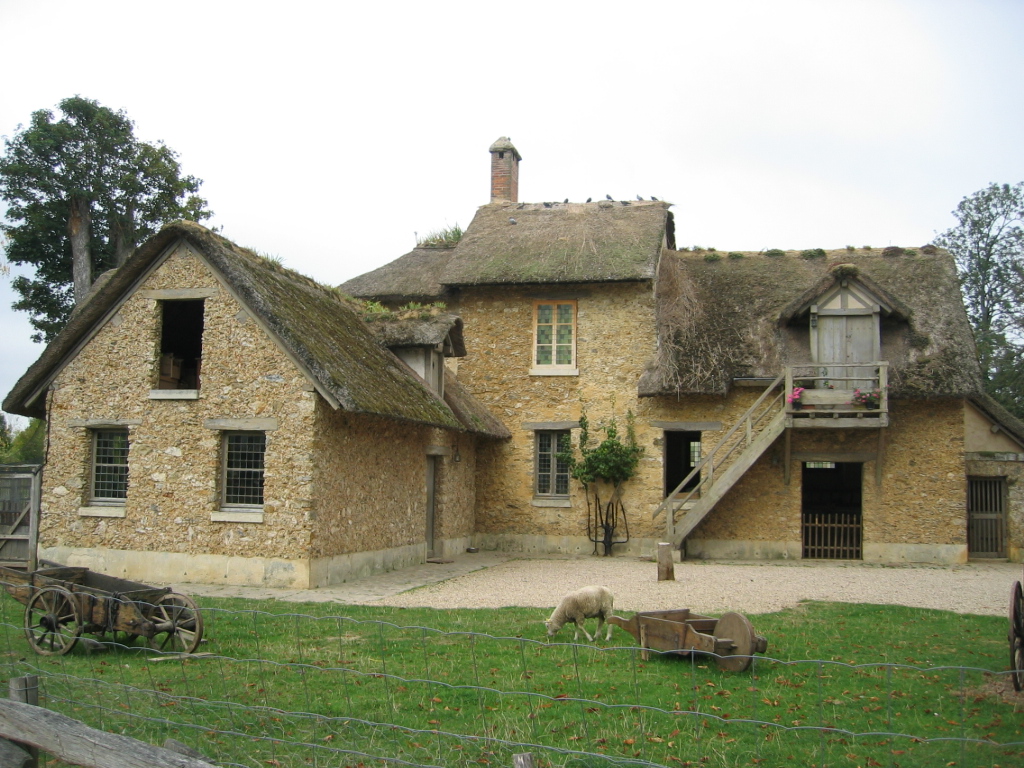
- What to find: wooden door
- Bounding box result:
[967,476,1006,558]
[425,456,437,559]
[0,466,40,571]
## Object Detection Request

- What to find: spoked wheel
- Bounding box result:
[1012,580,1024,642]
[25,586,83,656]
[1011,636,1024,692]
[1010,581,1024,691]
[148,592,203,654]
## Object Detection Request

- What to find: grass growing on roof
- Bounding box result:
[2,595,1020,768]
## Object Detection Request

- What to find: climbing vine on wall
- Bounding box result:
[560,409,643,556]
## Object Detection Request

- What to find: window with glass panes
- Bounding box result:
[91,429,129,503]
[536,430,571,496]
[534,301,576,368]
[222,432,266,507]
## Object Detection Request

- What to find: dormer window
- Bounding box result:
[394,346,445,397]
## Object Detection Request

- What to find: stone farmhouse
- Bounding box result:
[343,137,1024,566]
[3,223,508,588]
[5,137,1024,588]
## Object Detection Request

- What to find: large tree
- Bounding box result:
[935,182,1024,418]
[0,96,211,341]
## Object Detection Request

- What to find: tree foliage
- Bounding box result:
[935,182,1024,418]
[0,96,211,341]
[0,418,44,465]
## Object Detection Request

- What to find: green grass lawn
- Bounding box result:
[4,595,1023,768]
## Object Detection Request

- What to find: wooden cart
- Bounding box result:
[1009,567,1024,691]
[0,564,203,656]
[607,609,768,672]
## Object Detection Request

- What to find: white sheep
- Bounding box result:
[544,585,615,642]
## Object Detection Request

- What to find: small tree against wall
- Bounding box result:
[560,410,643,556]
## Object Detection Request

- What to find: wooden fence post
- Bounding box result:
[512,753,536,768]
[8,676,38,768]
[657,542,675,581]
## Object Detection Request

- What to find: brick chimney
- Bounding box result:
[489,137,522,203]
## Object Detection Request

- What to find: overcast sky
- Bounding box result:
[3,0,1024,427]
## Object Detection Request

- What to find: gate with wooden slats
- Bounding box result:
[803,511,862,559]
[967,476,1006,558]
[0,465,40,571]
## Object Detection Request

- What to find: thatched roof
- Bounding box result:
[442,369,511,439]
[340,245,455,302]
[363,313,467,356]
[442,201,671,285]
[4,222,504,437]
[639,247,983,398]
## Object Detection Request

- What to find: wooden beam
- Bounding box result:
[784,428,791,486]
[0,700,218,768]
[876,427,885,486]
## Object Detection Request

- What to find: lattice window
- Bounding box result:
[222,432,266,508]
[533,301,576,370]
[91,429,129,504]
[536,431,571,496]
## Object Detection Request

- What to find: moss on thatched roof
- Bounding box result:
[339,245,455,302]
[639,247,983,398]
[364,313,467,357]
[440,201,671,286]
[4,222,501,436]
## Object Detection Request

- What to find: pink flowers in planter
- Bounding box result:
[851,388,882,409]
[787,386,805,404]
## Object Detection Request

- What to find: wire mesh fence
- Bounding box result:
[2,591,1022,768]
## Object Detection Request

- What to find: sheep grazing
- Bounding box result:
[544,585,615,642]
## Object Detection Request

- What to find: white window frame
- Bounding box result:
[530,300,578,376]
[216,431,267,522]
[89,428,129,507]
[535,430,572,499]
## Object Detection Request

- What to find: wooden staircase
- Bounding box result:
[653,363,890,548]
[653,374,787,547]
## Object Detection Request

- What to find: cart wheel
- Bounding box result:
[25,586,83,656]
[713,612,761,672]
[1011,635,1024,692]
[1011,581,1024,642]
[149,592,203,653]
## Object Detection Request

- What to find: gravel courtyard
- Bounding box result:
[369,555,1020,617]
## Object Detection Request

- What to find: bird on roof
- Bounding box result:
[651,195,659,201]
[509,217,517,224]
[605,194,613,200]
[563,198,569,204]
[543,202,552,208]
[586,197,592,203]
[517,202,526,209]
[636,194,643,201]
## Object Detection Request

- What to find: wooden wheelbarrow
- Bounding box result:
[607,608,768,672]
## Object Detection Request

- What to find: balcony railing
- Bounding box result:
[785,362,888,426]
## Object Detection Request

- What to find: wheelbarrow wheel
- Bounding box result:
[25,586,83,656]
[714,611,765,672]
[149,592,203,654]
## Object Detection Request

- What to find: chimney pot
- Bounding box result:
[489,137,521,204]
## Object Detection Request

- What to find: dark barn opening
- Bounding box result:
[664,430,701,496]
[802,462,862,559]
[158,300,205,389]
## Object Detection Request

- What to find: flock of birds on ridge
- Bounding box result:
[508,194,659,224]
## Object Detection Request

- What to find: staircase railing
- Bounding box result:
[653,373,787,539]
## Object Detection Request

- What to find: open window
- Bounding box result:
[664,430,701,497]
[157,300,204,390]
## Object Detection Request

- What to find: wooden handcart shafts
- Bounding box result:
[608,608,768,672]
[0,564,203,656]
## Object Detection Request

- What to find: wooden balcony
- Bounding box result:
[784,363,888,429]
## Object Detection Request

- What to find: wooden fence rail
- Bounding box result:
[0,676,218,768]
